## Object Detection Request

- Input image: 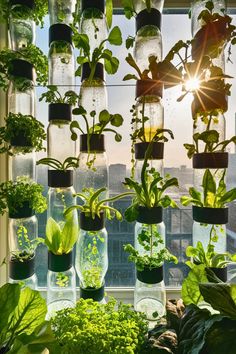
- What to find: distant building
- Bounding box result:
[109,164,127,193]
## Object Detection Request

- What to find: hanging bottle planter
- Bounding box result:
[9,253,37,289]
[7,59,35,115]
[134,8,162,72]
[76,211,108,303]
[80,0,108,54]
[48,0,76,26]
[48,103,75,163]
[9,0,36,50]
[76,134,108,198]
[48,24,75,95]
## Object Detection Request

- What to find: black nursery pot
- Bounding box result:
[48,251,73,272]
[82,62,104,81]
[9,201,34,219]
[207,266,228,282]
[193,152,228,169]
[49,103,72,122]
[0,346,10,354]
[9,253,35,280]
[136,206,163,224]
[8,59,34,81]
[192,206,228,225]
[81,0,105,12]
[135,142,164,160]
[10,133,33,148]
[137,265,163,284]
[80,212,105,231]
[80,284,105,302]
[136,8,161,33]
[136,80,163,99]
[10,0,35,9]
[80,134,105,153]
[49,24,73,46]
[48,170,73,188]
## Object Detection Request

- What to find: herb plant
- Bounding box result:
[121,0,152,19]
[39,85,80,105]
[51,298,148,354]
[0,112,46,155]
[0,176,47,215]
[73,26,122,81]
[0,45,48,90]
[37,157,79,171]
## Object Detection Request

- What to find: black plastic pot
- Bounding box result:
[137,265,163,284]
[82,62,104,81]
[49,24,72,45]
[9,201,34,219]
[80,134,105,153]
[207,266,228,282]
[48,251,73,272]
[48,170,73,188]
[192,206,228,225]
[0,346,10,354]
[136,9,161,33]
[8,59,34,81]
[10,133,33,148]
[9,253,35,280]
[81,0,105,12]
[136,206,163,224]
[10,0,35,9]
[135,142,164,160]
[49,103,72,122]
[136,80,163,99]
[80,284,105,302]
[193,152,228,169]
[80,212,104,231]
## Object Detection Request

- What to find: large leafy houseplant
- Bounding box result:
[0,112,46,155]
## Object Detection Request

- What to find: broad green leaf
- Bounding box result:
[124,204,138,222]
[219,188,236,205]
[126,36,135,49]
[110,114,123,127]
[182,264,208,305]
[199,130,219,145]
[107,26,122,46]
[104,55,119,74]
[0,283,20,333]
[45,217,61,254]
[61,212,79,253]
[99,110,110,123]
[189,187,202,203]
[125,54,142,79]
[105,0,113,28]
[203,169,216,206]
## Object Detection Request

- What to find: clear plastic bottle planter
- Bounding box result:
[134,142,164,181]
[48,103,75,163]
[134,9,162,73]
[48,0,76,26]
[47,251,76,316]
[135,265,166,321]
[192,206,228,254]
[9,253,37,290]
[9,0,36,50]
[76,134,108,199]
[76,212,108,302]
[48,24,75,95]
[8,59,35,116]
[135,80,164,142]
[80,63,107,115]
[80,0,107,54]
[8,134,36,181]
[134,0,165,14]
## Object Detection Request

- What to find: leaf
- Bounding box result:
[123,74,139,81]
[61,211,78,253]
[189,187,202,204]
[126,36,135,49]
[110,114,123,127]
[107,26,122,46]
[202,169,216,206]
[125,54,142,79]
[105,0,113,28]
[99,110,110,124]
[219,188,236,205]
[124,204,138,222]
[45,217,62,254]
[181,264,208,305]
[104,55,119,75]
[0,283,20,333]
[184,143,196,158]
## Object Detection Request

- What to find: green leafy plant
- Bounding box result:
[121,0,152,20]
[184,130,236,158]
[0,176,47,216]
[0,283,54,353]
[36,157,79,171]
[0,112,46,155]
[0,0,48,26]
[39,85,80,105]
[73,26,122,81]
[50,297,148,354]
[0,45,48,91]
[181,169,236,208]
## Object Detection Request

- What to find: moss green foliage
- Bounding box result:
[0,112,46,154]
[0,45,48,90]
[0,0,48,26]
[0,176,47,215]
[51,298,148,354]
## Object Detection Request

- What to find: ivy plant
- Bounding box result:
[39,85,80,105]
[0,45,48,91]
[73,26,122,81]
[37,157,79,171]
[184,130,236,158]
[0,112,46,155]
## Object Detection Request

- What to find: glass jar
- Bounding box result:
[47,251,76,318]
[48,103,75,163]
[76,134,108,199]
[135,81,164,142]
[134,142,164,180]
[8,203,38,256]
[80,0,107,55]
[49,0,76,25]
[8,59,35,116]
[134,9,162,72]
[134,266,166,321]
[49,24,75,95]
[9,15,35,50]
[9,148,36,181]
[75,212,108,300]
[9,253,37,290]
[80,63,107,116]
[134,0,165,13]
